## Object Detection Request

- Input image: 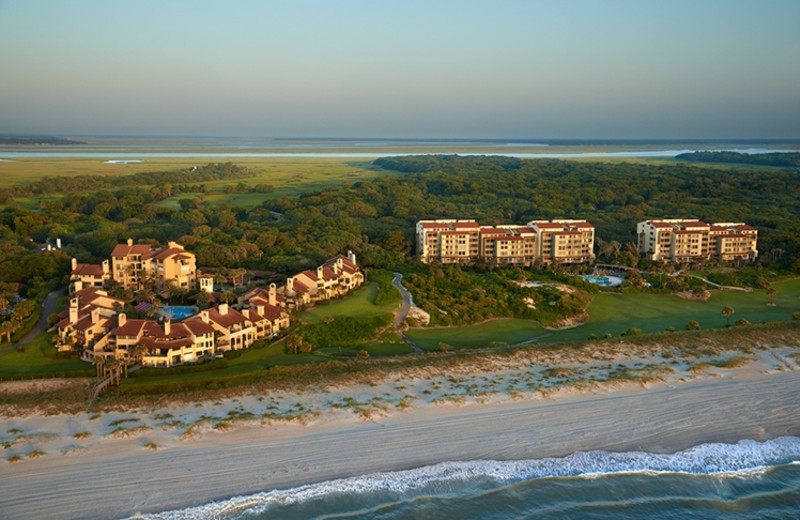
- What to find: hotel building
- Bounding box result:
[637,220,758,262]
[416,219,595,265]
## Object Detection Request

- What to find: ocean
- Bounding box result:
[129,437,800,520]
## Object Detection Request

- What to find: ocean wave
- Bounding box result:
[126,436,800,520]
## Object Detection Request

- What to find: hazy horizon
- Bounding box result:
[2,0,799,139]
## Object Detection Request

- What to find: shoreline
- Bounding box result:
[1,363,799,520]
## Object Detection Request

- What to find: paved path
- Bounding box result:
[0,286,65,355]
[391,273,423,354]
[391,273,412,329]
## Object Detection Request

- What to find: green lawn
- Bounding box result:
[299,283,400,324]
[406,279,800,349]
[407,319,547,352]
[0,334,92,379]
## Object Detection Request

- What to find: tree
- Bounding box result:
[220,289,237,305]
[766,286,777,306]
[0,320,20,343]
[721,306,734,327]
[11,300,36,321]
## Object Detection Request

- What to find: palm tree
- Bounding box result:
[766,286,777,306]
[220,289,237,305]
[0,320,19,343]
[721,306,734,327]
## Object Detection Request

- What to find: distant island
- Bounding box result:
[0,136,87,145]
[675,151,800,167]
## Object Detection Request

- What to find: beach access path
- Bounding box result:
[2,369,798,520]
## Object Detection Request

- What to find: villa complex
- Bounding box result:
[416,219,595,266]
[58,245,363,368]
[637,220,758,263]
[111,239,197,291]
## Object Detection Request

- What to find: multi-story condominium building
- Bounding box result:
[417,219,595,265]
[527,220,596,264]
[111,239,197,291]
[114,314,216,368]
[637,220,758,262]
[69,258,111,294]
[479,225,538,266]
[416,220,481,264]
[283,251,364,306]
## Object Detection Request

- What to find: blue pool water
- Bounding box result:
[582,275,615,286]
[159,306,198,320]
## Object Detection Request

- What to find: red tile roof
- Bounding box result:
[533,222,565,229]
[419,221,451,229]
[154,247,188,261]
[207,306,249,328]
[452,221,480,229]
[480,227,509,235]
[111,243,154,259]
[182,318,216,336]
[72,263,105,276]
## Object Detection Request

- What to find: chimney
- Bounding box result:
[164,320,171,335]
[241,309,250,320]
[336,258,343,273]
[71,258,78,271]
[257,305,265,316]
[91,307,100,324]
[286,277,294,293]
[127,238,133,246]
[118,313,127,327]
[73,280,84,293]
[168,241,178,249]
[219,303,229,316]
[316,266,324,280]
[56,238,62,249]
[200,310,210,323]
[102,259,110,275]
[348,250,357,265]
[69,298,79,324]
[269,283,277,306]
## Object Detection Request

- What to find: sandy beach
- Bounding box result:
[1,338,799,520]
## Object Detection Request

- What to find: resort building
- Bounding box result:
[637,220,758,263]
[111,239,197,291]
[59,248,360,368]
[114,314,216,367]
[283,251,364,307]
[69,258,111,294]
[416,219,595,266]
[527,220,596,264]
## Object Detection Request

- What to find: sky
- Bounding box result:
[1,0,799,139]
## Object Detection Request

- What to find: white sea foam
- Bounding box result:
[125,436,800,520]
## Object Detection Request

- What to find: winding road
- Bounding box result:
[0,286,64,355]
[391,273,423,354]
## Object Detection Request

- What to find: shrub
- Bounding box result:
[685,320,701,331]
[735,318,751,326]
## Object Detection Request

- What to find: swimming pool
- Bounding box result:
[581,275,624,287]
[159,306,199,320]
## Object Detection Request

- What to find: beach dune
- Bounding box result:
[2,369,798,520]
